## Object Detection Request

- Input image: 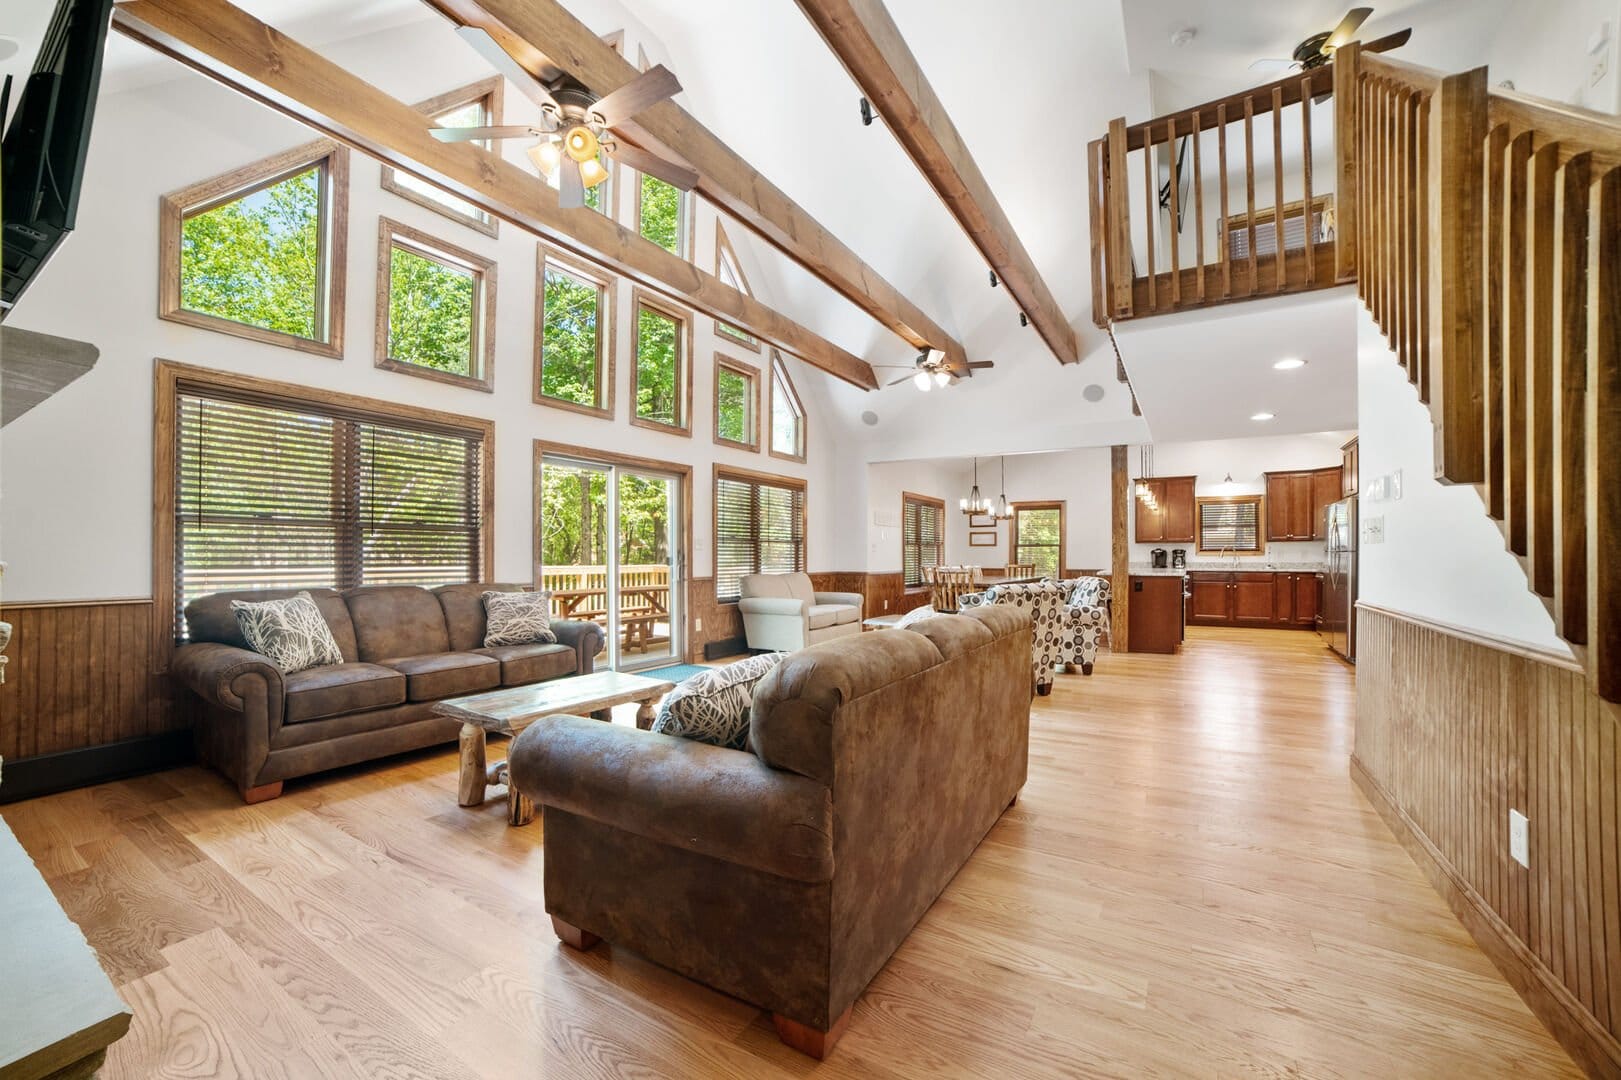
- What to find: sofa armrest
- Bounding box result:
[508,715,833,883]
[170,642,285,714]
[737,596,807,617]
[813,591,864,613]
[549,619,603,675]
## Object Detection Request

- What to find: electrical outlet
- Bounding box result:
[1363,515,1385,544]
[1510,809,1530,867]
[694,617,702,633]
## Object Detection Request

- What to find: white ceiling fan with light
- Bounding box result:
[1248,7,1412,76]
[873,347,995,392]
[431,27,699,209]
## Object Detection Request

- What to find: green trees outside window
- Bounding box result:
[639,173,682,253]
[635,302,685,429]
[540,266,603,407]
[1013,505,1064,578]
[179,165,323,339]
[388,244,476,376]
[715,363,753,446]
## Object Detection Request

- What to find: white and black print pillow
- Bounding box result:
[894,604,940,630]
[483,590,557,647]
[651,652,787,750]
[230,592,344,674]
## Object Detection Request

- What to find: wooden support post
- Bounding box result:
[1111,445,1131,654]
[1332,43,1360,281]
[1428,67,1488,485]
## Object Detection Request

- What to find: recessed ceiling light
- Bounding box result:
[1251,411,1276,421]
[1273,357,1306,370]
[0,37,19,62]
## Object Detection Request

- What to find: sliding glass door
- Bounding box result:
[538,451,684,672]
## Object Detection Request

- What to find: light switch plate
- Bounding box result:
[1363,515,1385,543]
[1510,809,1530,867]
[1389,469,1403,500]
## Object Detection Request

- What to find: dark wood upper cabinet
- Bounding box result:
[1264,466,1341,541]
[1341,437,1359,497]
[1309,468,1342,539]
[1132,475,1196,544]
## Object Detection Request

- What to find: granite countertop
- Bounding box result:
[1128,562,1328,576]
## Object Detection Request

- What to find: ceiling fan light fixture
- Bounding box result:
[527,138,563,176]
[578,157,610,188]
[913,370,933,392]
[563,125,600,163]
[933,370,950,387]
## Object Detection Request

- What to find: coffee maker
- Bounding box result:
[1171,548,1188,569]
[1150,548,1168,569]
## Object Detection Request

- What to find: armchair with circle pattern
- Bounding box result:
[956,579,1069,696]
[1056,576,1111,675]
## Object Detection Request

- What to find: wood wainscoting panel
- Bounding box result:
[689,577,744,658]
[0,600,186,763]
[1355,604,1621,1076]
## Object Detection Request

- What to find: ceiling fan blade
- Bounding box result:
[430,125,539,143]
[964,361,995,370]
[1323,6,1373,53]
[1361,27,1411,54]
[558,160,586,209]
[1249,57,1300,74]
[591,65,682,127]
[887,374,916,387]
[607,142,699,191]
[456,26,563,116]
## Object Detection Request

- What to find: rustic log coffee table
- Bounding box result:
[434,670,676,826]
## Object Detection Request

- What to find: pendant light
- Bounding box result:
[994,455,1013,520]
[960,457,988,515]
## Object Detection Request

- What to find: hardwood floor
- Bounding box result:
[1,628,1581,1077]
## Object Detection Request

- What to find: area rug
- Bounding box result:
[635,663,711,684]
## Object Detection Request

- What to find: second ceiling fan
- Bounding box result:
[431,26,699,209]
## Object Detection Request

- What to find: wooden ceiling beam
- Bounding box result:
[418,0,967,370]
[110,0,879,390]
[794,0,1081,365]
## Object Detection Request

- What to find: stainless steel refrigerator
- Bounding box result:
[1323,496,1357,662]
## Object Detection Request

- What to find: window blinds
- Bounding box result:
[174,387,484,636]
[1227,205,1326,260]
[715,472,806,602]
[1199,500,1261,552]
[903,496,944,587]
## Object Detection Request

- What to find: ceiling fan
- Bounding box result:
[1248,7,1410,76]
[874,348,994,392]
[431,26,699,209]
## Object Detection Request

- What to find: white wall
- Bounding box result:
[1354,307,1571,655]
[1486,0,1621,114]
[1126,431,1352,566]
[0,19,848,602]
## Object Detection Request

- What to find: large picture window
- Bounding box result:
[903,493,946,588]
[158,362,492,643]
[381,78,503,236]
[714,467,807,602]
[1010,501,1065,578]
[633,292,692,433]
[161,140,349,358]
[536,245,614,416]
[376,218,496,392]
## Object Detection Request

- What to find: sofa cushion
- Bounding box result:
[229,592,345,674]
[652,652,787,750]
[186,587,358,661]
[344,586,452,662]
[830,604,861,626]
[377,652,500,701]
[283,662,407,724]
[806,603,843,630]
[472,643,577,686]
[435,582,527,652]
[741,572,815,607]
[483,590,557,646]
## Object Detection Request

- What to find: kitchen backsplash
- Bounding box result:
[1128,538,1329,568]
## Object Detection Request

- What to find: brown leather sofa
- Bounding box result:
[172,583,601,803]
[508,604,1031,1059]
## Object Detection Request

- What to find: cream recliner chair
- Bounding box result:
[737,573,863,652]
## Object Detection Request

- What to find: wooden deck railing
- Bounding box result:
[538,564,672,652]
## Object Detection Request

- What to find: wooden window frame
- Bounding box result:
[380,78,504,237]
[713,464,809,604]
[152,358,495,670]
[374,217,497,393]
[159,139,349,359]
[902,491,946,589]
[634,170,691,259]
[535,242,616,418]
[1009,500,1066,578]
[712,353,761,452]
[713,220,761,352]
[630,288,694,436]
[1195,494,1267,555]
[1219,193,1334,261]
[767,351,808,463]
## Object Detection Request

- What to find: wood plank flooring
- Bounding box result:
[1,628,1582,1077]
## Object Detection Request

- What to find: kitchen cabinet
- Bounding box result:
[1185,570,1321,629]
[1264,466,1342,541]
[1232,574,1277,625]
[1133,475,1196,543]
[1126,575,1186,654]
[1188,573,1232,625]
[1341,437,1359,497]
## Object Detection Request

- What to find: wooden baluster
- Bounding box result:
[1415,93,1432,403]
[1525,141,1560,597]
[1272,85,1286,293]
[1407,91,1423,381]
[1300,76,1314,287]
[1217,104,1231,297]
[1373,80,1388,333]
[1089,138,1105,327]
[1107,118,1132,319]
[1332,41,1360,282]
[1143,128,1157,310]
[1192,108,1205,302]
[1503,130,1532,557]
[1481,123,1509,518]
[1553,152,1592,645]
[1394,87,1411,372]
[1358,77,1371,301]
[1243,94,1257,295]
[1382,82,1396,339]
[1429,67,1488,486]
[1166,116,1181,306]
[1588,165,1621,699]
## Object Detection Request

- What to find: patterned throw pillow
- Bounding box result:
[230,592,344,674]
[483,590,557,647]
[894,604,939,630]
[651,652,787,749]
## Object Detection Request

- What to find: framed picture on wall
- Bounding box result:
[969,514,997,528]
[969,530,997,547]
